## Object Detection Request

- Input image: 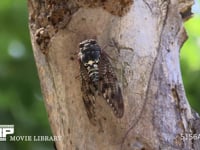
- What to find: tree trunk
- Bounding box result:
[28,0,200,149]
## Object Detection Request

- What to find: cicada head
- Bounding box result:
[78,39,101,66]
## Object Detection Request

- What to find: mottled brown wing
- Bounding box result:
[99,51,124,118]
[80,63,97,125]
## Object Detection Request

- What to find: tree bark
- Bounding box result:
[28,0,200,150]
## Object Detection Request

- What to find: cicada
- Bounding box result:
[78,39,124,124]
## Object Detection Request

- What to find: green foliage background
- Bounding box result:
[181,14,200,114]
[0,0,199,150]
[0,1,53,149]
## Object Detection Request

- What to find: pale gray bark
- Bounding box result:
[28,0,200,150]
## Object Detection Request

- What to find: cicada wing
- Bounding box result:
[99,51,124,118]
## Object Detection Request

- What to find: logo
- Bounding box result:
[0,125,14,141]
[0,125,62,142]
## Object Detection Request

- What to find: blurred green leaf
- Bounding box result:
[181,15,200,114]
[0,0,54,149]
[181,15,200,70]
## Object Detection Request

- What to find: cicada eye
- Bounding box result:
[90,40,97,44]
[79,43,84,48]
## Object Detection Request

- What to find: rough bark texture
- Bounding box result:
[28,0,200,150]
